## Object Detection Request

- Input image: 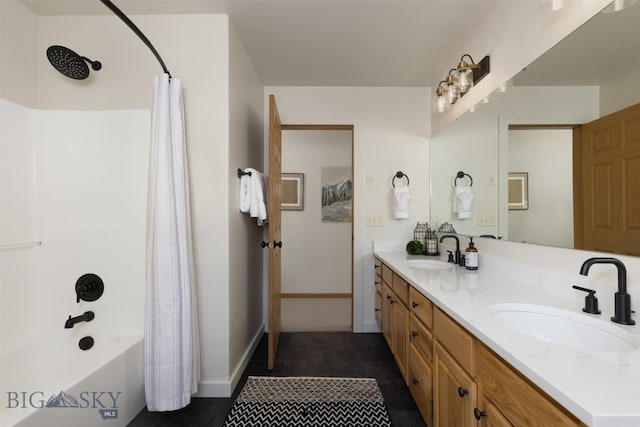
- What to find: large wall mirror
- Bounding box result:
[430,2,640,256]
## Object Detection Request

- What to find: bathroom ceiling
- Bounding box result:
[20,0,500,87]
[21,0,631,88]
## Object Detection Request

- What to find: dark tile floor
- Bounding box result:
[127,332,426,427]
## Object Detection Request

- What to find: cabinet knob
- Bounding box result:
[411,378,420,385]
[390,299,396,304]
[375,308,381,312]
[474,408,486,420]
[386,295,392,300]
[411,301,419,308]
[457,387,469,398]
[411,330,418,338]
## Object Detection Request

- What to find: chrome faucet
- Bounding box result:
[579,257,635,325]
[65,311,95,329]
[439,235,461,265]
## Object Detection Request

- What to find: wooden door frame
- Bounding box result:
[280,124,355,331]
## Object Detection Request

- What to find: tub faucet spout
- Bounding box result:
[579,257,635,325]
[65,311,95,329]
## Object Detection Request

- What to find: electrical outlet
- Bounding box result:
[366,215,384,226]
[476,215,496,226]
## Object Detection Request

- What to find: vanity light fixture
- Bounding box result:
[445,69,461,104]
[457,54,490,94]
[433,54,490,113]
[432,81,450,113]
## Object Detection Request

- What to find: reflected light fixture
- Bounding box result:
[539,0,570,11]
[432,81,450,113]
[601,0,639,12]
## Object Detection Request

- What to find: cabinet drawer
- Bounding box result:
[409,343,433,426]
[374,273,382,294]
[478,344,584,427]
[374,257,382,277]
[434,308,476,377]
[409,286,433,329]
[410,314,433,362]
[392,273,409,306]
[382,263,393,285]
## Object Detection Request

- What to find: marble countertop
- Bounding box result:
[374,249,640,427]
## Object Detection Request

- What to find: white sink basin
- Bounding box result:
[405,259,453,270]
[490,303,640,353]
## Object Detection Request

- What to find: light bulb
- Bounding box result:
[458,68,473,93]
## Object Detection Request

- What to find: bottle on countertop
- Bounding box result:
[465,237,478,270]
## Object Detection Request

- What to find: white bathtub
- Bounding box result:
[1,335,145,427]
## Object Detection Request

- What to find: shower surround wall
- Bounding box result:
[3,3,265,418]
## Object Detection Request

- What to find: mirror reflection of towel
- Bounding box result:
[453,185,474,220]
[393,186,410,219]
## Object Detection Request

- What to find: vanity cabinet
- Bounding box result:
[476,344,584,427]
[476,396,513,427]
[433,308,477,427]
[392,273,409,382]
[376,258,588,427]
[374,259,382,329]
[408,287,434,425]
[377,258,409,384]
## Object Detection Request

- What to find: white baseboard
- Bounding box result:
[194,324,265,398]
[361,320,381,333]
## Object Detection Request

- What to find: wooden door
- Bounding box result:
[580,102,640,255]
[268,94,282,370]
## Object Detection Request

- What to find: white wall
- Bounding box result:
[265,86,430,332]
[0,0,38,107]
[0,99,38,346]
[226,21,265,394]
[281,130,352,331]
[34,108,150,337]
[600,65,640,116]
[508,129,573,248]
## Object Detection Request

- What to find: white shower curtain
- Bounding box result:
[144,73,200,412]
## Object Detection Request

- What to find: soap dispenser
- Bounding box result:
[465,237,478,270]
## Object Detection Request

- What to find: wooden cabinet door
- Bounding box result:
[434,342,477,427]
[477,396,513,427]
[409,343,434,427]
[381,284,393,348]
[393,299,409,383]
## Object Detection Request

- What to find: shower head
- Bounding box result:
[46,45,102,80]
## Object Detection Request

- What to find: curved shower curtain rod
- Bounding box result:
[99,0,172,78]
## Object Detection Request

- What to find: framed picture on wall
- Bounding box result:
[508,172,529,210]
[281,173,304,211]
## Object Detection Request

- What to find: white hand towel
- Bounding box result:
[393,185,411,219]
[239,170,252,213]
[454,185,474,220]
[240,168,268,226]
[253,172,268,226]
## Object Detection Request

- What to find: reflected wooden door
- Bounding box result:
[580,102,640,255]
[268,94,282,370]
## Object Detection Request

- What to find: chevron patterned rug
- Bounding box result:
[223,376,392,426]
